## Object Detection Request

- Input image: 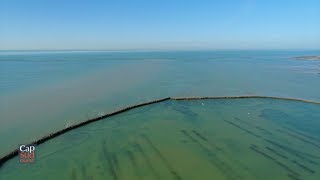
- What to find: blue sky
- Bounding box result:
[0,0,319,50]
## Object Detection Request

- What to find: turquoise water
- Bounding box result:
[0,50,320,171]
[0,98,319,180]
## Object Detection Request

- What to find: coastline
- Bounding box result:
[292,56,320,60]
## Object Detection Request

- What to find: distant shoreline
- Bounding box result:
[292,56,320,60]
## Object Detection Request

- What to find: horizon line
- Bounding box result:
[1,48,320,52]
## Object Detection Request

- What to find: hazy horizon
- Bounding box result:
[1,0,320,50]
[1,48,320,52]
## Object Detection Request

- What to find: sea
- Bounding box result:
[0,50,319,179]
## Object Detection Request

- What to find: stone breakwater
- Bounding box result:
[1,95,319,168]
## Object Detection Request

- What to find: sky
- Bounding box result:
[0,0,320,50]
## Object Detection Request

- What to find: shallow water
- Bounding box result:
[0,50,320,158]
[0,98,319,180]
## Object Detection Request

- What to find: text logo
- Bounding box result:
[19,145,36,163]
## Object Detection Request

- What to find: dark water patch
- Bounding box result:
[265,146,288,159]
[132,143,161,180]
[287,173,301,180]
[39,131,90,161]
[260,109,291,122]
[292,160,315,174]
[192,130,208,142]
[181,130,206,151]
[259,109,315,134]
[256,126,273,135]
[277,129,320,150]
[263,139,320,165]
[101,140,118,180]
[169,102,198,121]
[283,127,320,144]
[181,129,242,180]
[190,129,224,152]
[233,117,273,136]
[81,164,93,180]
[125,149,142,178]
[70,168,77,180]
[233,117,251,126]
[111,152,120,173]
[222,119,261,138]
[250,145,300,177]
[140,134,182,180]
[180,139,188,144]
[126,150,137,169]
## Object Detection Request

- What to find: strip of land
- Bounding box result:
[292,56,320,61]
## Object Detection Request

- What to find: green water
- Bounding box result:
[1,50,320,158]
[1,98,319,180]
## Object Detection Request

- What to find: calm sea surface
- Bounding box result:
[1,98,320,180]
[0,50,319,179]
